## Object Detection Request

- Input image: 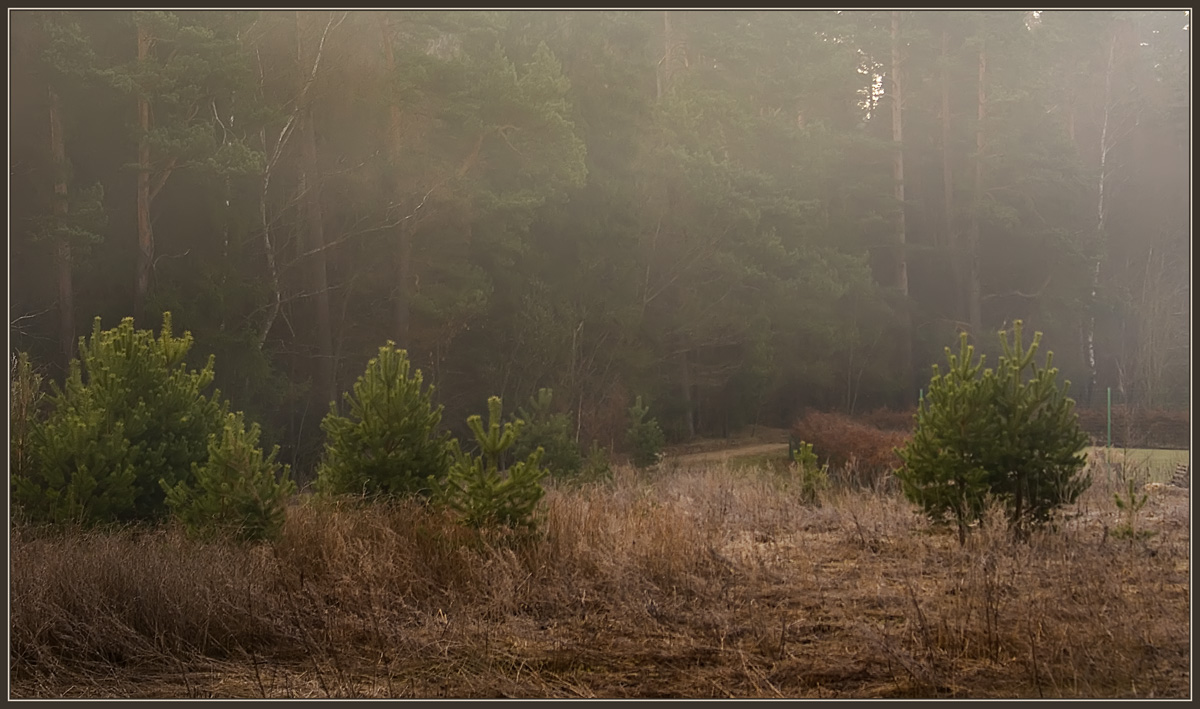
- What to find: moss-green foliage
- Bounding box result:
[12,314,226,525]
[626,396,665,468]
[316,343,451,498]
[897,321,1091,542]
[1112,478,1153,540]
[437,397,547,531]
[790,440,830,505]
[511,388,582,479]
[579,440,614,484]
[162,412,295,542]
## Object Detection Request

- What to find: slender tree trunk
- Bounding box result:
[48,85,74,368]
[656,10,673,102]
[257,136,282,348]
[1084,30,1118,407]
[299,108,336,409]
[658,10,694,435]
[890,11,914,398]
[967,37,986,338]
[134,22,153,326]
[381,21,412,350]
[679,347,695,439]
[297,12,336,408]
[940,27,962,325]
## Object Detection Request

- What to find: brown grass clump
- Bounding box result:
[792,411,910,488]
[10,464,1189,699]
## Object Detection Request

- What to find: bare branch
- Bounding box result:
[982,274,1052,302]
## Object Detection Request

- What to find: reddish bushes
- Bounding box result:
[858,407,917,433]
[791,411,910,487]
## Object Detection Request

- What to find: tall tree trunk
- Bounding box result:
[679,347,695,439]
[940,26,962,326]
[890,11,913,397]
[257,141,282,348]
[1084,29,1118,407]
[297,12,336,408]
[299,108,336,409]
[656,10,673,102]
[967,36,986,338]
[134,22,153,326]
[381,21,412,351]
[658,10,694,435]
[48,85,74,369]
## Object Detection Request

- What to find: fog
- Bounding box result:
[9,10,1190,471]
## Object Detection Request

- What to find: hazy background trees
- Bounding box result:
[10,10,1189,474]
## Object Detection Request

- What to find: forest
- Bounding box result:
[9,10,1191,477]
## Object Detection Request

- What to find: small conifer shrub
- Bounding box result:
[511,388,582,479]
[897,322,1090,542]
[12,314,226,525]
[437,397,548,531]
[626,396,665,468]
[162,412,296,542]
[316,343,451,498]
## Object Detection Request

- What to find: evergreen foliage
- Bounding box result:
[790,440,830,505]
[511,388,583,479]
[7,10,1189,454]
[162,411,295,542]
[897,321,1091,542]
[437,396,548,531]
[626,396,666,468]
[12,314,227,525]
[316,343,452,498]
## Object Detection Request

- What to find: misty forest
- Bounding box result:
[10,10,1190,475]
[7,10,1193,700]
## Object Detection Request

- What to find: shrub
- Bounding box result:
[626,396,665,468]
[316,343,451,499]
[579,440,614,484]
[511,388,583,479]
[790,411,908,486]
[436,397,547,531]
[859,407,917,433]
[12,314,226,525]
[896,322,1091,542]
[162,412,296,542]
[790,440,830,505]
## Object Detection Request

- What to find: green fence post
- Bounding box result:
[1107,387,1112,450]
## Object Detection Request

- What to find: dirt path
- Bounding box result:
[666,442,790,466]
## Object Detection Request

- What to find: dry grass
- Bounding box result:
[9,463,1190,699]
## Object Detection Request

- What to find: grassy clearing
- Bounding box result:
[10,463,1189,699]
[1086,447,1190,484]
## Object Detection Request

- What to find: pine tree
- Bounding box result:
[626,396,665,468]
[437,396,548,531]
[13,313,227,524]
[897,321,1091,542]
[316,342,452,498]
[512,388,582,478]
[163,411,295,542]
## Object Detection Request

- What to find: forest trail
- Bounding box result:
[665,442,790,465]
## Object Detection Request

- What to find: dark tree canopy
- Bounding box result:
[9,10,1189,477]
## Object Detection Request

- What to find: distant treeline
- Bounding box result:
[10,10,1189,472]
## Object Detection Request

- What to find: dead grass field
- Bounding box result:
[9,462,1190,699]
